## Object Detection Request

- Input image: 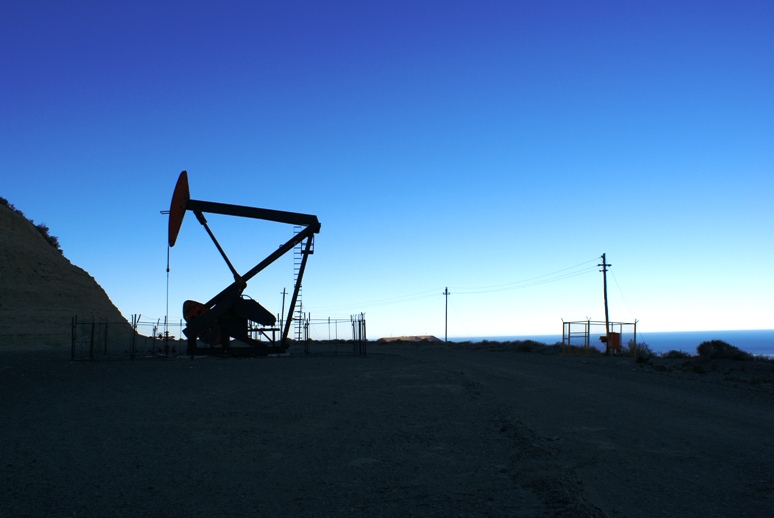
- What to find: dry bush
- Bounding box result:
[696,340,750,361]
[626,339,654,359]
[663,350,692,359]
[1,197,62,253]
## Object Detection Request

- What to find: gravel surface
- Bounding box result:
[2,345,773,517]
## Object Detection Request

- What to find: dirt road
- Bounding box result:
[393,345,774,517]
[2,345,772,517]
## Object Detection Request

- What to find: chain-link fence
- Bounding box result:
[70,315,185,360]
[71,313,367,359]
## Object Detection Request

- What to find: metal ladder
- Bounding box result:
[293,226,303,340]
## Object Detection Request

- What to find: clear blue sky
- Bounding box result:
[2,1,772,339]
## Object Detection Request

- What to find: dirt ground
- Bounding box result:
[2,344,773,517]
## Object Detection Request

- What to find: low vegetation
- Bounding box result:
[406,336,772,387]
[448,339,567,354]
[626,339,654,359]
[437,337,767,364]
[663,350,692,359]
[1,196,62,253]
[696,340,750,361]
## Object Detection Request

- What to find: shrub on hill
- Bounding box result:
[696,340,750,361]
[34,222,62,253]
[663,350,692,359]
[514,339,547,352]
[1,196,63,253]
[626,339,654,359]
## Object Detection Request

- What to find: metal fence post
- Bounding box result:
[89,319,95,360]
[71,316,76,360]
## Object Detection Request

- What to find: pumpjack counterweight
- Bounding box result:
[167,170,321,355]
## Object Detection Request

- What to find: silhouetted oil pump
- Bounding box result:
[167,171,320,355]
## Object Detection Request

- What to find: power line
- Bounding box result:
[311,256,600,312]
[450,257,600,295]
[312,288,440,312]
[451,267,597,295]
[610,270,636,322]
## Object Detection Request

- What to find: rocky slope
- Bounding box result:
[0,202,131,348]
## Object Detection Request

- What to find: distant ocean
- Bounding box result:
[451,330,774,357]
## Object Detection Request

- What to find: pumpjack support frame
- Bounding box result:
[168,170,321,356]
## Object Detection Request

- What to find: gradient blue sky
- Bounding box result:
[2,1,772,339]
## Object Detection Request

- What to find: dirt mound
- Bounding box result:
[0,203,131,348]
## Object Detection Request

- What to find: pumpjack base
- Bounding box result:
[186,338,290,357]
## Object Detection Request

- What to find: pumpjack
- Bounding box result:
[167,171,320,355]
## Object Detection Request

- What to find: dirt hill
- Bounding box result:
[0,202,131,348]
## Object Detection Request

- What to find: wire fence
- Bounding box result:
[70,315,185,360]
[293,313,367,356]
[561,319,639,356]
[71,313,368,360]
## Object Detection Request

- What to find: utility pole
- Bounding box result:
[598,253,611,335]
[443,287,450,342]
